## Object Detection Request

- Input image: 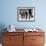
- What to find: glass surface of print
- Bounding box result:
[17,7,35,22]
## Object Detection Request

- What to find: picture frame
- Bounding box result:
[17,7,35,22]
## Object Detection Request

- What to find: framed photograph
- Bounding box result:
[17,7,35,22]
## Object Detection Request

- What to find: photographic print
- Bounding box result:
[17,7,35,22]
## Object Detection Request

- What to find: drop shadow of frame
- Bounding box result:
[17,7,35,22]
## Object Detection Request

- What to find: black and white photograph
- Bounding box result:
[17,7,35,21]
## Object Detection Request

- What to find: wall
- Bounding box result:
[0,0,46,29]
[0,0,46,43]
